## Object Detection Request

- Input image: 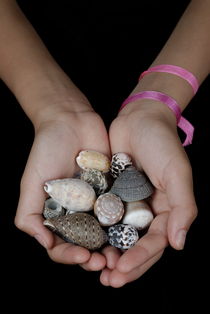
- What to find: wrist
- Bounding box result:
[15,64,93,127]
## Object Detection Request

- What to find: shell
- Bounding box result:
[122,200,154,230]
[110,166,154,201]
[43,213,108,250]
[44,178,96,213]
[94,192,124,226]
[43,198,65,219]
[110,152,132,178]
[76,150,110,173]
[108,224,139,249]
[80,169,109,195]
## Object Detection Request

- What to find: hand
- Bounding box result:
[100,100,198,287]
[15,104,111,271]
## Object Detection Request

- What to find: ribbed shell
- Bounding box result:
[43,213,107,250]
[108,224,139,249]
[110,166,154,201]
[94,192,124,226]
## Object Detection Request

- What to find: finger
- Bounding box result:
[100,268,112,286]
[15,179,54,249]
[47,237,91,264]
[116,211,168,273]
[101,246,122,270]
[165,158,198,250]
[103,251,164,288]
[79,252,106,271]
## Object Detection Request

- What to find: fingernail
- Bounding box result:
[175,229,187,250]
[34,234,47,249]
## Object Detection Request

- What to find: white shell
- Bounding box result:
[94,192,124,226]
[44,178,96,213]
[122,200,154,230]
[76,150,110,173]
[110,152,132,178]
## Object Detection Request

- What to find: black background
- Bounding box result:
[1,1,209,312]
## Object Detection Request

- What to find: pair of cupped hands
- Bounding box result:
[15,81,197,288]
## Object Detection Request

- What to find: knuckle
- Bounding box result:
[14,214,27,231]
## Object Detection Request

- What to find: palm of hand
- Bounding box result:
[15,111,111,269]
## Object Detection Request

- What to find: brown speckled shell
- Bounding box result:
[110,166,154,201]
[43,213,108,250]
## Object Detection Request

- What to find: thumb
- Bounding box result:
[165,157,198,250]
[15,177,54,250]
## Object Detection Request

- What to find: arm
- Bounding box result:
[0,0,111,270]
[0,0,91,127]
[104,0,210,287]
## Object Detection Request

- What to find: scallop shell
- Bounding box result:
[110,166,154,201]
[44,178,96,213]
[80,169,109,195]
[108,224,139,249]
[76,150,110,173]
[110,152,132,178]
[43,198,65,219]
[122,200,154,230]
[94,192,124,226]
[43,213,108,250]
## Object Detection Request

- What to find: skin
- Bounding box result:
[0,0,210,287]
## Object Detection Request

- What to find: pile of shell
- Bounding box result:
[43,151,154,251]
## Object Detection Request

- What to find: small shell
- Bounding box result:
[110,166,154,202]
[122,200,154,230]
[108,224,139,249]
[43,213,108,250]
[76,150,110,173]
[44,178,96,213]
[110,152,132,178]
[94,192,124,226]
[80,169,109,195]
[43,198,65,219]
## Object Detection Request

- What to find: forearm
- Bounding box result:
[0,0,91,125]
[125,0,210,114]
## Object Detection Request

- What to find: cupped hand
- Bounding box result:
[15,107,111,271]
[101,100,198,287]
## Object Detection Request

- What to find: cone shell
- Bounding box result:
[110,166,154,201]
[44,213,108,250]
[94,192,124,226]
[43,198,65,219]
[110,152,132,178]
[80,169,109,195]
[44,178,96,213]
[76,150,110,173]
[108,224,139,249]
[122,200,154,230]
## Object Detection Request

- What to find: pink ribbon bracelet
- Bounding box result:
[139,64,199,95]
[120,91,194,146]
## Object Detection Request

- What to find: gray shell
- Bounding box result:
[43,213,108,251]
[108,224,139,249]
[110,166,154,201]
[110,152,132,178]
[43,198,65,219]
[80,169,109,196]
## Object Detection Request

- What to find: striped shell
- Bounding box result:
[76,150,110,173]
[110,166,154,201]
[122,200,154,230]
[43,213,108,250]
[44,178,96,213]
[94,192,124,226]
[108,224,139,249]
[43,198,65,219]
[110,152,132,178]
